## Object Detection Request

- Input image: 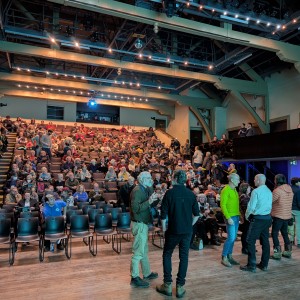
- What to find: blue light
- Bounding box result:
[88,99,96,107]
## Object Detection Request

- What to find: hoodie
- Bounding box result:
[271,184,293,219]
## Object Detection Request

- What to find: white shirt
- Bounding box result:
[193,150,203,164]
[246,185,272,220]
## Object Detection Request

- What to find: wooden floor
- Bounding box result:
[0,234,299,300]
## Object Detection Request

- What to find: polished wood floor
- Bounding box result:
[0,234,299,300]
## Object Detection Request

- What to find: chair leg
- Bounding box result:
[66,236,71,259]
[89,235,96,256]
[103,235,111,244]
[39,237,45,262]
[64,237,69,259]
[9,240,15,266]
[112,233,121,254]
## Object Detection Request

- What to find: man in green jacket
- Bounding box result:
[130,171,160,288]
[220,173,240,267]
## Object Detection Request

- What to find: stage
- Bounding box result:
[0,235,299,300]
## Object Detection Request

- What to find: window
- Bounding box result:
[47,105,64,120]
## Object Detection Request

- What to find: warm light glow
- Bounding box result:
[137,83,140,87]
[246,17,250,21]
[235,14,239,18]
[27,69,30,72]
[34,86,37,89]
[114,80,117,84]
[209,65,214,70]
[114,95,117,98]
[256,20,260,24]
[223,12,227,16]
[75,42,79,47]
[73,75,76,78]
[282,25,286,30]
[167,58,170,62]
[81,76,85,79]
[46,71,49,75]
[149,55,152,59]
[66,90,69,93]
[121,96,123,99]
[267,22,270,27]
[50,37,56,43]
[18,84,21,87]
[158,86,161,89]
[55,73,58,76]
[129,82,133,86]
[212,9,215,12]
[80,91,83,94]
[199,5,203,10]
[101,93,104,97]
[64,74,68,77]
[26,85,29,88]
[184,61,188,65]
[145,99,148,102]
[17,67,21,71]
[73,91,76,94]
[139,53,143,58]
[50,88,53,91]
[122,81,125,85]
[108,48,112,53]
[43,87,45,90]
[293,19,297,23]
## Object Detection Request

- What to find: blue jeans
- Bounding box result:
[222,215,239,256]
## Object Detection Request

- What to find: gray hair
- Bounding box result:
[137,171,152,185]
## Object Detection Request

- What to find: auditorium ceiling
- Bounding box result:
[1,0,300,120]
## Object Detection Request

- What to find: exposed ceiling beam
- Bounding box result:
[1,89,175,118]
[0,41,268,94]
[47,0,300,64]
[0,73,221,108]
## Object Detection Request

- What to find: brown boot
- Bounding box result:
[156,282,172,296]
[176,284,186,298]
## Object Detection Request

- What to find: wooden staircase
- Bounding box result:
[0,132,16,205]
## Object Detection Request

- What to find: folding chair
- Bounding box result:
[14,217,43,264]
[114,212,131,254]
[66,215,95,259]
[40,216,68,261]
[0,218,14,265]
[94,213,118,255]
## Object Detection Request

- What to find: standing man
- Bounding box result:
[156,170,200,298]
[240,174,272,272]
[130,171,160,288]
[41,129,53,158]
[220,173,240,267]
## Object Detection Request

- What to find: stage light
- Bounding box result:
[88,99,96,107]
[135,39,143,49]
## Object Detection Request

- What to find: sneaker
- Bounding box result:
[130,277,150,288]
[144,272,158,280]
[221,256,232,268]
[240,265,256,273]
[50,243,55,252]
[256,263,268,271]
[227,254,240,265]
[176,285,186,298]
[156,282,172,296]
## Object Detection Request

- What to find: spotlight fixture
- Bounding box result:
[135,38,143,49]
[88,99,96,107]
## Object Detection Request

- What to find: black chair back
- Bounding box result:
[67,206,79,210]
[106,207,122,222]
[0,212,14,220]
[102,203,113,213]
[66,209,83,224]
[117,212,131,229]
[2,204,15,213]
[0,218,11,238]
[94,213,113,231]
[70,215,89,233]
[45,216,65,234]
[95,201,106,209]
[88,208,103,224]
[82,205,96,215]
[17,217,39,236]
[20,211,40,218]
[77,202,89,209]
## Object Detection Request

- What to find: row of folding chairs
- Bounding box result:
[0,211,132,266]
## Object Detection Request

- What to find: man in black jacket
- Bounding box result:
[156,170,200,298]
[118,176,135,211]
[291,177,300,248]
